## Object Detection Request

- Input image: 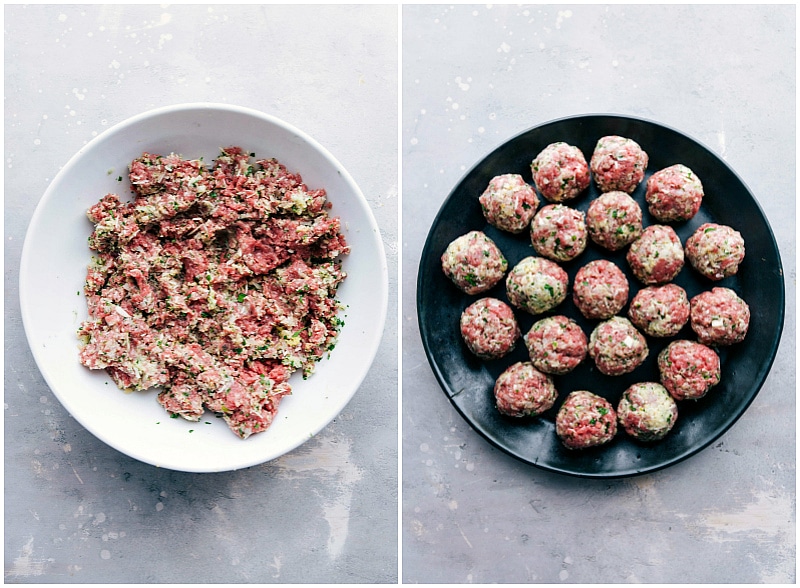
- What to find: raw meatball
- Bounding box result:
[479,173,540,234]
[524,315,588,375]
[588,316,648,376]
[685,223,746,281]
[658,339,721,400]
[627,283,690,338]
[441,230,508,294]
[690,287,750,346]
[505,256,569,315]
[617,382,678,442]
[572,260,629,320]
[626,224,685,285]
[585,191,644,251]
[645,164,704,222]
[459,298,520,360]
[530,204,588,262]
[590,135,648,193]
[494,361,558,418]
[530,142,591,203]
[555,390,617,450]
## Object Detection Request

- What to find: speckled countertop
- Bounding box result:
[5,5,397,583]
[402,4,795,584]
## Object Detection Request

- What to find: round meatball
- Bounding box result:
[617,382,678,442]
[479,173,540,234]
[505,256,569,315]
[626,224,685,285]
[572,260,629,320]
[685,223,746,281]
[590,135,648,193]
[690,287,750,346]
[588,317,648,376]
[556,390,617,450]
[459,298,520,360]
[524,315,588,375]
[585,191,644,251]
[645,164,704,222]
[658,339,721,400]
[627,283,690,338]
[530,142,591,203]
[441,230,508,294]
[494,362,558,418]
[530,204,588,262]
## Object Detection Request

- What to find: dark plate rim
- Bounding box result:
[416,112,785,479]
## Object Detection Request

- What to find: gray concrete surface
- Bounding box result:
[402,4,795,584]
[5,5,397,583]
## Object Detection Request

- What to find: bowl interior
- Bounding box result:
[20,103,388,472]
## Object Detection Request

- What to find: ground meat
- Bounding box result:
[494,361,558,418]
[530,204,588,262]
[524,315,588,375]
[645,164,704,222]
[658,339,721,400]
[590,135,648,193]
[441,230,508,294]
[78,147,348,439]
[588,316,648,376]
[689,287,750,346]
[530,142,591,203]
[626,224,685,285]
[555,390,617,450]
[459,297,520,360]
[505,256,569,315]
[479,174,540,233]
[585,191,643,251]
[685,223,746,281]
[572,259,629,320]
[627,283,690,337]
[617,382,678,442]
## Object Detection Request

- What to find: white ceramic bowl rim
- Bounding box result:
[20,102,388,472]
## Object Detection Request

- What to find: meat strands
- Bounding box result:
[79,147,349,439]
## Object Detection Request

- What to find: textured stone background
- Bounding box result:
[402,4,795,583]
[5,5,398,583]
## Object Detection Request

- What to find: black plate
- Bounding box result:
[417,114,785,478]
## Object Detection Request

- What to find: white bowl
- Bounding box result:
[19,103,388,472]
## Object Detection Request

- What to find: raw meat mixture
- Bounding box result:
[585,190,643,251]
[617,382,678,442]
[441,230,508,294]
[645,163,704,222]
[78,147,349,439]
[460,297,520,360]
[479,174,539,234]
[438,129,752,452]
[494,361,557,418]
[530,142,591,203]
[530,203,588,262]
[555,390,617,450]
[590,135,648,194]
[525,315,587,375]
